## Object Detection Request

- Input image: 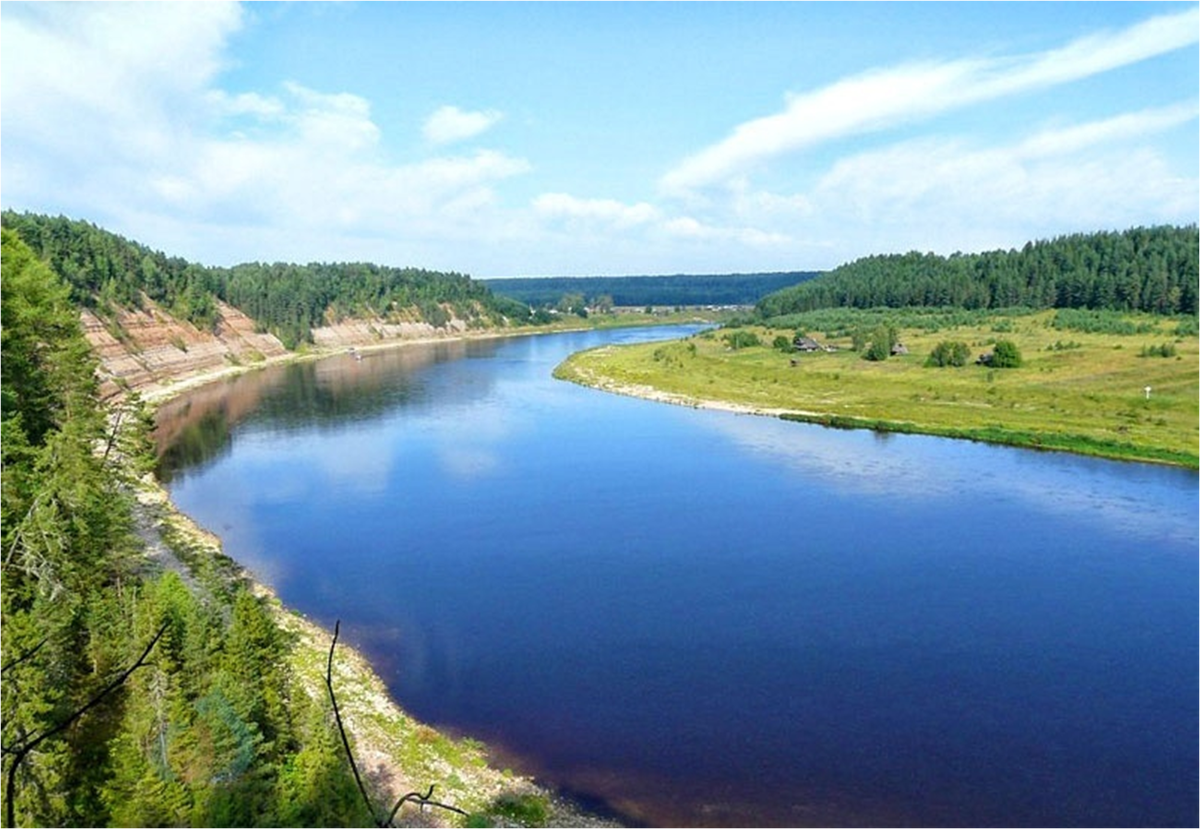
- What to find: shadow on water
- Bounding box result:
[155,341,503,481]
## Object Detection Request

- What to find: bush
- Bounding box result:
[1140,342,1177,358]
[772,335,792,352]
[862,339,890,361]
[990,339,1023,368]
[926,340,971,367]
[861,324,897,362]
[723,330,761,349]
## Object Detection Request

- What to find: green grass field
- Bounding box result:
[555,310,1199,468]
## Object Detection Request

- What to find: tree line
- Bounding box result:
[1,212,534,349]
[756,226,1198,318]
[485,271,820,308]
[1,229,377,825]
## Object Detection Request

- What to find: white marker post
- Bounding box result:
[1144,386,1152,400]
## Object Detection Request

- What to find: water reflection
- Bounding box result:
[155,341,504,482]
[704,413,1199,546]
[160,326,1198,829]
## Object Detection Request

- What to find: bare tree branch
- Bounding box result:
[325,621,470,828]
[385,784,469,826]
[326,620,379,826]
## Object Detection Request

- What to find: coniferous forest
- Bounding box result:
[757,226,1198,318]
[1,212,534,349]
[1,229,374,826]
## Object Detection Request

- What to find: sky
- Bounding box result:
[2,2,1197,278]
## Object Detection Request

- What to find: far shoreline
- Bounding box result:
[553,340,1199,470]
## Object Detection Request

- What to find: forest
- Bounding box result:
[484,271,819,308]
[756,226,1198,319]
[0,212,534,349]
[0,229,378,826]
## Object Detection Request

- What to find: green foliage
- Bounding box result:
[926,340,972,367]
[487,792,550,827]
[758,226,1198,317]
[1051,308,1157,335]
[1,211,528,349]
[861,325,898,362]
[990,339,1024,368]
[555,293,586,315]
[1,230,378,826]
[486,271,819,307]
[1140,342,1178,358]
[723,330,761,349]
[1047,340,1082,351]
[772,335,793,352]
[2,231,140,827]
[590,294,614,314]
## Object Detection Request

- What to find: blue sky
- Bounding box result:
[2,2,1197,277]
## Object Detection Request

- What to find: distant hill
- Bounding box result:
[484,272,821,308]
[757,226,1198,318]
[1,211,534,349]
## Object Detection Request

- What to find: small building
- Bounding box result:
[793,335,824,352]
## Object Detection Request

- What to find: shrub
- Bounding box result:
[861,325,898,362]
[990,339,1023,368]
[862,339,890,361]
[926,340,971,367]
[723,330,761,349]
[1140,342,1177,358]
[772,335,792,352]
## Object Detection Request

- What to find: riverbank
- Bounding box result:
[553,312,1199,468]
[122,317,700,826]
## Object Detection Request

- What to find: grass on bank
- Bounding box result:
[554,309,1198,468]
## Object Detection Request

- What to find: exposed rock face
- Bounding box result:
[85,299,481,400]
[82,299,288,400]
[309,316,470,348]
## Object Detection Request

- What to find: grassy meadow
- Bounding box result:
[555,309,1199,467]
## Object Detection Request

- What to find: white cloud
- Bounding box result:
[534,193,661,228]
[1015,101,1199,158]
[661,216,789,247]
[423,105,503,145]
[532,193,790,252]
[281,82,381,153]
[1,2,1194,278]
[0,3,533,264]
[808,104,1198,251]
[660,6,1200,194]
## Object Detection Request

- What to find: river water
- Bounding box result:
[157,326,1198,827]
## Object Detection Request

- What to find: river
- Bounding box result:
[156,325,1198,828]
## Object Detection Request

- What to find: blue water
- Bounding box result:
[159,326,1198,827]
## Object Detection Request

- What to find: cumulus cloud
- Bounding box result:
[423,105,504,145]
[2,2,242,167]
[0,3,533,266]
[660,6,1200,194]
[533,193,661,228]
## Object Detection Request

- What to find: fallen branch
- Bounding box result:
[325,620,468,827]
